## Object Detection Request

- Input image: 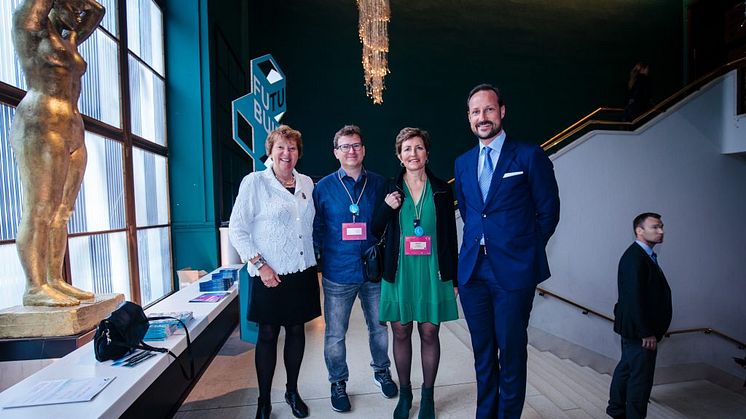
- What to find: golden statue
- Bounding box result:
[10,0,105,306]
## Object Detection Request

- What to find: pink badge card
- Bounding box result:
[342,222,367,240]
[404,236,432,255]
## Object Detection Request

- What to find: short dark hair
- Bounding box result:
[633,212,662,233]
[333,125,364,148]
[395,127,431,155]
[467,83,504,108]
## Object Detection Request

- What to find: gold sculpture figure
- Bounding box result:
[10,0,105,306]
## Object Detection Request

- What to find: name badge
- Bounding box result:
[404,236,431,255]
[342,222,367,240]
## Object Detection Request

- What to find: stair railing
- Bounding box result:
[540,56,746,154]
[535,286,746,353]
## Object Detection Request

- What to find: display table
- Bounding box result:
[0,265,243,419]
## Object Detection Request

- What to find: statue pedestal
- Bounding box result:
[0,294,124,339]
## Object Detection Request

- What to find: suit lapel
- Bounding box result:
[484,139,517,205]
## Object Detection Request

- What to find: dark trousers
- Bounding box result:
[460,254,536,419]
[607,337,658,419]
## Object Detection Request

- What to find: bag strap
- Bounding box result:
[141,316,195,380]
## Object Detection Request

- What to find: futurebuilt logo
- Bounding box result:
[232,54,286,170]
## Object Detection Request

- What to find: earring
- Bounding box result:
[400,161,405,167]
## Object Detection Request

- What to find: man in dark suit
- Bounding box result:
[607,212,672,419]
[454,84,560,419]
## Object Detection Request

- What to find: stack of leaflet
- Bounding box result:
[198,268,238,292]
[144,311,194,341]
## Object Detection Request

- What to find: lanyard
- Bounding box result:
[405,178,427,235]
[337,171,368,222]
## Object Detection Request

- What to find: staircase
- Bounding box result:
[443,318,746,419]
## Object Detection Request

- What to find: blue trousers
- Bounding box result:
[322,277,391,383]
[607,337,658,419]
[459,254,536,419]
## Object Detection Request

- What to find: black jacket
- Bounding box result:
[371,168,458,285]
[613,243,673,341]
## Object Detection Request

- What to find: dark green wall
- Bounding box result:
[244,0,684,180]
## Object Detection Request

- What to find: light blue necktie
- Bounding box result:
[479,147,494,199]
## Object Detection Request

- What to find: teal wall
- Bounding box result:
[246,0,685,180]
[166,0,219,273]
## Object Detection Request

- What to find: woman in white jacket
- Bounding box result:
[230,125,320,419]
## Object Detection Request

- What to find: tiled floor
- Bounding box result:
[176,298,478,418]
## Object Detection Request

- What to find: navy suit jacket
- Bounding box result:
[454,138,560,290]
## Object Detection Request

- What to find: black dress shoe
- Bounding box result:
[255,397,271,419]
[284,390,309,418]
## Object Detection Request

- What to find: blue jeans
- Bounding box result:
[323,277,391,383]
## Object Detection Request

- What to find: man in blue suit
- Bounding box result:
[454,84,560,418]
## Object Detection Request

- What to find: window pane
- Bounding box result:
[0,1,118,96]
[128,55,166,145]
[126,0,164,75]
[137,227,172,305]
[99,0,118,36]
[0,0,27,90]
[79,29,122,127]
[0,244,24,311]
[0,104,22,241]
[69,231,131,300]
[68,133,126,234]
[133,147,169,227]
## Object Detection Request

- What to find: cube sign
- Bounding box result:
[232,54,286,170]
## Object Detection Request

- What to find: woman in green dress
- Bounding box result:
[373,127,459,419]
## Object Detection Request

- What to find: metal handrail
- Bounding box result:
[535,286,746,351]
[536,286,614,322]
[541,56,746,153]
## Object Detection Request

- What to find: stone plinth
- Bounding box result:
[0,294,124,338]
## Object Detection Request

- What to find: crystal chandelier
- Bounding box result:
[356,0,390,104]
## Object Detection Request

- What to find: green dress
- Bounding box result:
[379,180,459,325]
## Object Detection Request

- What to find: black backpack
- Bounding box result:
[93,301,193,379]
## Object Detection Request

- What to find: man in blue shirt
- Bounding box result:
[313,125,398,412]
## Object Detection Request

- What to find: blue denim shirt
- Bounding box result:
[313,167,387,284]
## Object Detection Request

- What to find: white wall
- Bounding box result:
[532,70,746,379]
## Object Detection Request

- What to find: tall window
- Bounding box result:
[0,0,171,310]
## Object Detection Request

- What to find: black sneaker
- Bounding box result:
[373,370,398,398]
[330,381,351,412]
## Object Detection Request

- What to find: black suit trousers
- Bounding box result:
[606,337,658,419]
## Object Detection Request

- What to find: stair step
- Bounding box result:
[527,346,609,417]
[525,393,572,419]
[520,402,543,419]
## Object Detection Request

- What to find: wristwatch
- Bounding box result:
[252,255,267,270]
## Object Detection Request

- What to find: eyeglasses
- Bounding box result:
[335,143,363,152]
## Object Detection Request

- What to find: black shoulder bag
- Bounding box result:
[93,301,194,380]
[363,228,386,283]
